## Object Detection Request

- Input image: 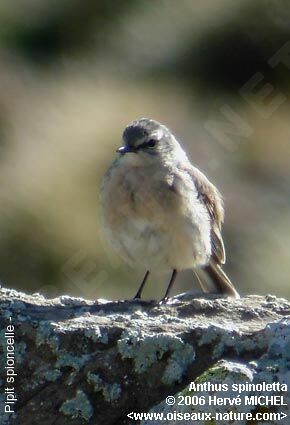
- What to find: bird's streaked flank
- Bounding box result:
[100,118,239,301]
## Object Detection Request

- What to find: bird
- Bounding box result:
[100,118,239,302]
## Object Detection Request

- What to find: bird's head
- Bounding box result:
[117,118,187,166]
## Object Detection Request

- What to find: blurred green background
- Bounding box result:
[0,0,289,300]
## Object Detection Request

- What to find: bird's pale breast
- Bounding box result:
[101,158,211,270]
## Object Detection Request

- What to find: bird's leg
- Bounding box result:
[133,270,150,299]
[160,269,178,303]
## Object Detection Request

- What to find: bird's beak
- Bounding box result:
[116,145,137,155]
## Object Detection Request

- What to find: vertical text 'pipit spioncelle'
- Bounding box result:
[100,118,239,301]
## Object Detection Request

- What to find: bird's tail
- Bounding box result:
[195,260,239,298]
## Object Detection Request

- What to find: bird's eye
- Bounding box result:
[147,139,157,148]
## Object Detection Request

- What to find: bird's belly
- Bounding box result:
[115,219,169,269]
[112,217,209,271]
[101,162,211,270]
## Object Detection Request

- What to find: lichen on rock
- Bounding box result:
[0,287,289,424]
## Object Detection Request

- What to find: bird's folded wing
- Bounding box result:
[183,165,226,265]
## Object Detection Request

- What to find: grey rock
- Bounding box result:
[0,287,289,425]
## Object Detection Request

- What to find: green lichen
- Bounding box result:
[198,324,239,358]
[118,330,195,384]
[162,341,195,385]
[198,324,267,359]
[43,368,62,381]
[35,321,59,351]
[26,364,62,390]
[196,361,254,389]
[84,326,108,344]
[59,390,93,421]
[56,351,90,385]
[87,372,121,402]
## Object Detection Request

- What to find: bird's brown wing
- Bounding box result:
[172,163,239,298]
[185,166,226,265]
[182,165,239,298]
